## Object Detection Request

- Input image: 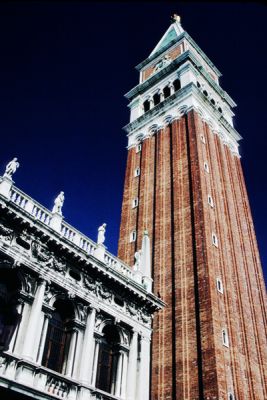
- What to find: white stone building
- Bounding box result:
[0,165,163,400]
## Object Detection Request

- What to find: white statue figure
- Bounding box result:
[52,191,64,215]
[133,250,142,271]
[97,223,107,245]
[3,157,20,179]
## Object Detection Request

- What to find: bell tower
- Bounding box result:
[118,16,267,400]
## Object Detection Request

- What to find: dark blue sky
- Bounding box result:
[0,2,266,283]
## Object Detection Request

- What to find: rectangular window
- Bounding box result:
[134,167,140,177]
[212,232,218,247]
[200,134,206,144]
[136,144,142,153]
[130,230,136,243]
[208,194,214,208]
[132,198,139,208]
[222,328,229,347]
[216,277,223,294]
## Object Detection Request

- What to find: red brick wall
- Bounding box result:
[142,44,182,82]
[118,109,267,399]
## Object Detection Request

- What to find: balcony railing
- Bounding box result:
[0,353,123,400]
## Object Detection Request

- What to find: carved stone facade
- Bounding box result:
[0,174,163,400]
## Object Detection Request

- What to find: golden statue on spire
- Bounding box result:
[171,14,181,23]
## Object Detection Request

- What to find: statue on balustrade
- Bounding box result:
[52,191,64,215]
[97,223,106,245]
[3,157,20,179]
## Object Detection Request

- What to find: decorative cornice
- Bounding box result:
[126,50,235,108]
[124,83,241,143]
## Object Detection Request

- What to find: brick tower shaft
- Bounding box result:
[118,17,267,400]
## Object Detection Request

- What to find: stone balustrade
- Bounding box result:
[0,353,124,400]
[1,182,146,290]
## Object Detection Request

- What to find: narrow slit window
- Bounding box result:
[216,278,223,294]
[200,134,206,144]
[130,230,136,243]
[208,194,214,208]
[134,167,140,177]
[204,162,209,173]
[222,328,229,347]
[212,232,218,247]
[132,198,139,208]
[228,393,235,400]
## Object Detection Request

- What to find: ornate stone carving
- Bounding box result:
[126,302,138,316]
[0,222,13,242]
[31,241,66,273]
[76,302,88,323]
[21,273,36,295]
[153,54,172,74]
[120,327,130,347]
[95,314,105,333]
[95,281,112,301]
[44,284,62,305]
[84,275,95,292]
[139,308,151,325]
[84,275,111,301]
[31,240,51,263]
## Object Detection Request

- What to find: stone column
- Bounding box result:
[91,338,100,386]
[126,331,138,400]
[115,351,123,397]
[21,279,47,361]
[120,351,129,398]
[115,350,123,397]
[72,327,84,379]
[65,329,77,377]
[78,307,96,384]
[159,90,164,102]
[148,97,154,109]
[137,334,151,400]
[169,83,175,95]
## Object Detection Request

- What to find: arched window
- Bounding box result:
[173,79,181,92]
[42,299,74,373]
[0,270,21,351]
[153,92,160,106]
[96,325,121,394]
[143,100,150,113]
[163,85,171,99]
